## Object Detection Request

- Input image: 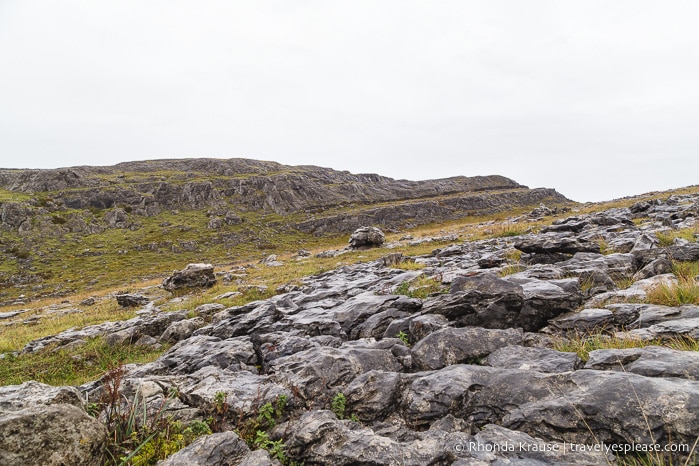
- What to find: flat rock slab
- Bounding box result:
[484,345,581,373]
[548,308,615,332]
[515,233,601,254]
[616,316,699,341]
[412,327,523,371]
[503,369,699,447]
[586,346,699,380]
[133,335,257,376]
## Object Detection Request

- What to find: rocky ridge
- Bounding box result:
[0,158,564,233]
[2,192,699,464]
[0,158,567,302]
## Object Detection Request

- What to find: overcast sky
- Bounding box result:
[1,1,697,202]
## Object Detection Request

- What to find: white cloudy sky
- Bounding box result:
[1,1,697,202]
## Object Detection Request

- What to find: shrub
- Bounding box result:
[396,331,410,346]
[331,392,347,419]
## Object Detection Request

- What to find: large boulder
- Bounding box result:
[0,382,107,466]
[0,404,108,466]
[348,226,385,249]
[163,263,217,292]
[504,369,699,448]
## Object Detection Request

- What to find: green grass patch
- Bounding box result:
[673,261,699,281]
[645,262,699,306]
[656,226,698,247]
[498,264,526,277]
[554,334,699,362]
[480,223,531,238]
[0,337,168,386]
[393,275,446,299]
[0,299,136,354]
[0,189,32,202]
[645,278,699,306]
[391,260,426,271]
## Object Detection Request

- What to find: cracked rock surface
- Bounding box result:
[3,193,699,465]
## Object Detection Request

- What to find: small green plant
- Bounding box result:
[86,402,101,418]
[331,392,347,420]
[396,331,410,346]
[98,364,209,465]
[595,237,613,255]
[394,282,411,296]
[208,391,229,432]
[232,393,291,462]
[258,402,276,427]
[253,430,288,463]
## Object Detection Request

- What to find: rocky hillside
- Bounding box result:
[0,158,567,302]
[1,191,698,465]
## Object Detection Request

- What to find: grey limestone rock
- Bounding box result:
[0,404,108,466]
[484,345,581,373]
[163,263,217,292]
[411,327,523,371]
[503,369,699,448]
[585,346,699,380]
[158,431,264,466]
[160,317,206,343]
[0,381,84,410]
[268,339,405,402]
[116,292,149,307]
[0,381,107,466]
[348,226,386,249]
[514,233,601,255]
[139,335,257,375]
[632,256,674,281]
